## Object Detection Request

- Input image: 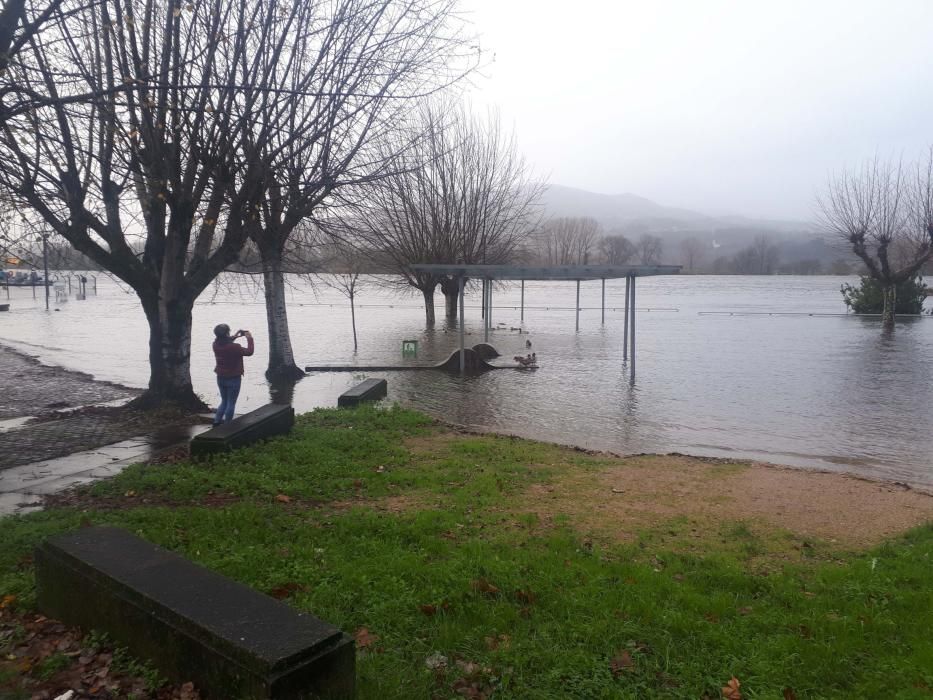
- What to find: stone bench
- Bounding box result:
[35,526,355,699]
[191,403,295,458]
[337,379,387,408]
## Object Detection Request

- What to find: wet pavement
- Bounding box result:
[0,423,209,516]
[0,342,137,420]
[0,342,208,516]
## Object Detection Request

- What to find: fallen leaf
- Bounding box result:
[0,594,15,609]
[419,604,437,616]
[275,494,291,504]
[471,578,500,596]
[722,676,742,700]
[783,688,798,700]
[515,589,537,605]
[354,627,378,649]
[268,582,304,600]
[610,649,635,678]
[738,606,753,616]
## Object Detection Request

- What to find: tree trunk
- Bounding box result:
[133,293,206,410]
[882,282,896,331]
[260,248,305,381]
[440,277,461,320]
[422,286,436,327]
[350,290,358,352]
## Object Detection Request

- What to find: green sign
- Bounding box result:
[402,340,418,358]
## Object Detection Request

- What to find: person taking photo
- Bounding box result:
[212,324,254,425]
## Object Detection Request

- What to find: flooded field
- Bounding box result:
[2,274,931,489]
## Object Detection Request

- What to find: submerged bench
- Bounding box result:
[35,526,355,699]
[337,379,387,408]
[191,403,295,458]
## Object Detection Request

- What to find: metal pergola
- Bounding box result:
[409,264,682,381]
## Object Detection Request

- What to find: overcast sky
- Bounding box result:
[461,0,933,220]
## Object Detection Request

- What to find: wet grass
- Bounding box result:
[1,406,932,698]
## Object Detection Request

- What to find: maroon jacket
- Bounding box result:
[213,336,254,377]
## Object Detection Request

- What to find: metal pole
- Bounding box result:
[575,279,580,332]
[43,235,50,311]
[601,278,605,325]
[481,279,486,320]
[629,275,636,383]
[520,280,524,322]
[623,275,630,361]
[459,275,465,373]
[488,280,492,326]
[67,276,71,294]
[484,279,489,342]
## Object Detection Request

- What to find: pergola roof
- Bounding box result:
[408,263,681,280]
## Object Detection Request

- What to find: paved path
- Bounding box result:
[0,343,137,420]
[0,343,206,514]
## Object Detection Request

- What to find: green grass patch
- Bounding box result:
[1,406,932,698]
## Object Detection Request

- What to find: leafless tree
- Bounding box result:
[317,239,367,352]
[0,0,475,404]
[541,217,600,265]
[818,153,933,329]
[636,234,663,265]
[238,0,477,378]
[598,233,635,265]
[680,236,706,272]
[349,102,543,325]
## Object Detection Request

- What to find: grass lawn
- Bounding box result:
[1,406,932,699]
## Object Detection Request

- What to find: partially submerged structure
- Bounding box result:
[409,264,681,381]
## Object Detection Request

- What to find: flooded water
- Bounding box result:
[2,274,932,489]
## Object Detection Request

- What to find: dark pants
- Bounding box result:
[215,376,242,424]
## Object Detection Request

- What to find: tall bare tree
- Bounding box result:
[541,217,600,265]
[0,0,429,406]
[598,232,636,265]
[636,234,663,265]
[818,154,933,329]
[679,236,705,272]
[351,102,542,325]
[241,0,477,378]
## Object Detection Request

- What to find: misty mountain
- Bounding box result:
[539,184,815,234]
[537,184,854,271]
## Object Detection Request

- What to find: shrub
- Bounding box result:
[841,275,928,314]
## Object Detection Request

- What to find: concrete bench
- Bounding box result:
[337,379,387,408]
[191,403,295,458]
[35,526,355,699]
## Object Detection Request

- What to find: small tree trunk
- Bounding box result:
[882,282,896,331]
[440,277,461,320]
[134,293,206,410]
[422,286,436,326]
[260,247,304,381]
[350,290,358,352]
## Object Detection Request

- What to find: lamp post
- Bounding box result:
[42,233,50,311]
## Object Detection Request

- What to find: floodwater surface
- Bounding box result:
[1,274,931,489]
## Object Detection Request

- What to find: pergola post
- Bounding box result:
[601,278,605,325]
[575,279,581,332]
[459,275,465,373]
[623,275,630,361]
[484,279,490,342]
[629,274,636,383]
[520,280,524,322]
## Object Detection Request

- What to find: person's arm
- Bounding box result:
[240,331,254,356]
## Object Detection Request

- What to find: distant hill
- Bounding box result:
[539,184,816,235]
[537,184,854,272]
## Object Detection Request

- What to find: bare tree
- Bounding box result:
[818,154,933,329]
[636,234,663,264]
[352,102,542,325]
[318,239,367,352]
[597,233,636,265]
[680,237,706,272]
[541,217,600,265]
[240,0,477,378]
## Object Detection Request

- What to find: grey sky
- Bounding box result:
[462,0,933,220]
